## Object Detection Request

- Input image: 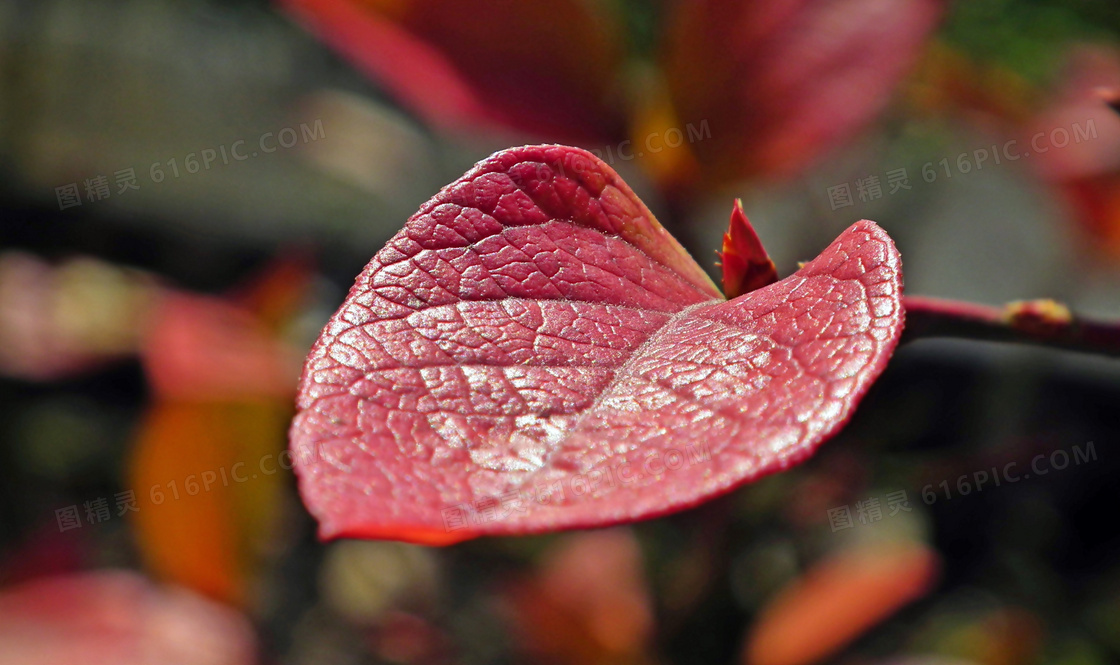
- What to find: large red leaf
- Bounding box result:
[291,145,903,544]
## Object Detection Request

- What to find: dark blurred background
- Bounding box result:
[2,1,1120,664]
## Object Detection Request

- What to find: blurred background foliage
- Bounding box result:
[2,1,1120,664]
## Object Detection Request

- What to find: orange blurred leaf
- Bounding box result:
[128,400,289,605]
[132,262,307,604]
[744,542,940,665]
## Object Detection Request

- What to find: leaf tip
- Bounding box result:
[719,200,778,299]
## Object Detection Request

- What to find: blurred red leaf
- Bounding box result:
[279,0,945,191]
[743,542,939,665]
[718,199,779,298]
[290,145,904,544]
[502,529,653,665]
[278,0,626,144]
[1027,47,1120,258]
[131,263,308,604]
[660,0,944,183]
[0,571,257,665]
[141,291,299,400]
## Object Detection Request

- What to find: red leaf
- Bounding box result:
[290,145,904,544]
[502,529,654,664]
[278,0,626,145]
[718,199,779,299]
[661,0,944,182]
[1027,47,1120,258]
[0,571,257,665]
[141,292,299,400]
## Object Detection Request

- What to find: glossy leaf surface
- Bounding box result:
[291,145,904,544]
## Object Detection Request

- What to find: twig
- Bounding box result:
[901,295,1120,358]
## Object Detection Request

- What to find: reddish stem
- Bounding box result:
[901,295,1120,358]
